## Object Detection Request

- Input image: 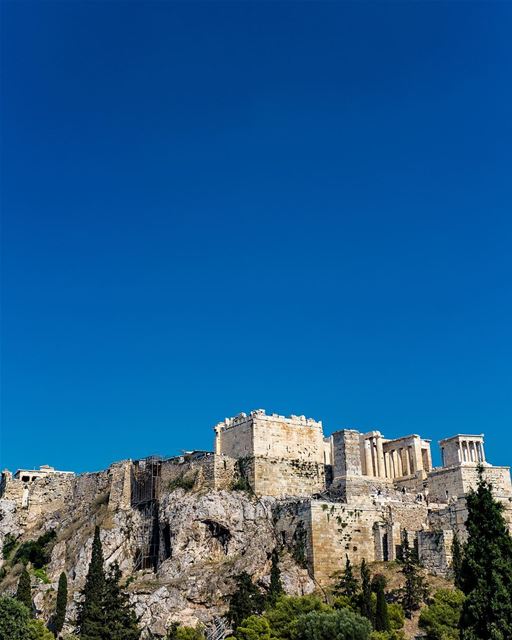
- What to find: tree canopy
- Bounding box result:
[0,596,31,640]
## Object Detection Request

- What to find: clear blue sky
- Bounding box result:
[1,1,511,473]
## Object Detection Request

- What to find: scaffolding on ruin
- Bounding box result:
[131,456,162,571]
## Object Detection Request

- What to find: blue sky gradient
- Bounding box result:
[1,1,511,472]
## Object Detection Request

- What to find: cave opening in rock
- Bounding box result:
[202,519,232,553]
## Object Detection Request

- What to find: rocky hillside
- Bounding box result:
[0,465,313,638]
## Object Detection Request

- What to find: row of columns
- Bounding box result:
[387,447,413,478]
[363,435,429,479]
[457,440,485,463]
[363,435,386,478]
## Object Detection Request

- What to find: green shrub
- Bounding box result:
[231,477,252,492]
[13,531,56,569]
[0,596,31,640]
[370,632,405,640]
[2,534,17,560]
[231,616,271,640]
[294,608,371,640]
[387,603,404,630]
[166,622,205,640]
[33,568,50,584]
[168,474,196,492]
[419,589,465,640]
[264,595,330,640]
[28,619,55,640]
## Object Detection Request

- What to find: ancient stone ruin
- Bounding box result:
[1,409,511,634]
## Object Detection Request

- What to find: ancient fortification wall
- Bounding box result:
[2,408,511,591]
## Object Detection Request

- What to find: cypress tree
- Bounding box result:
[54,571,68,636]
[267,548,284,605]
[359,559,372,623]
[104,562,140,640]
[400,530,428,618]
[227,572,265,629]
[372,574,390,632]
[459,466,512,639]
[15,567,32,613]
[77,526,107,640]
[451,531,463,590]
[334,555,358,600]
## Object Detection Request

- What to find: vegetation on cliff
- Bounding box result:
[458,466,512,639]
[77,525,140,640]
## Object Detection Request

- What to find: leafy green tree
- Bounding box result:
[372,575,390,632]
[359,559,373,623]
[419,588,464,640]
[28,619,55,640]
[334,555,358,600]
[227,573,265,630]
[459,466,512,640]
[387,603,404,631]
[232,616,272,640]
[369,632,405,640]
[267,549,284,606]
[54,572,68,635]
[16,566,33,612]
[166,622,205,640]
[451,532,463,590]
[399,531,428,618]
[77,526,106,640]
[294,608,371,640]
[0,596,31,640]
[13,530,56,569]
[264,595,330,640]
[103,562,140,640]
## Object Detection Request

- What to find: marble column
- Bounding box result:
[396,449,403,476]
[364,439,373,476]
[376,437,385,478]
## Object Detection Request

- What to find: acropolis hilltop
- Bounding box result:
[1,409,511,634]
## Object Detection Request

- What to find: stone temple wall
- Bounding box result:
[418,530,454,576]
[273,499,314,573]
[158,454,239,493]
[251,458,327,498]
[307,500,383,584]
[215,410,324,464]
[427,464,512,503]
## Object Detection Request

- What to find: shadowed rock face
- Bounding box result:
[0,470,314,639]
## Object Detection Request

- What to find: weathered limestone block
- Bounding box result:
[418,530,453,576]
[332,430,362,480]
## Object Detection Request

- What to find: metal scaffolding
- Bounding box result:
[131,456,162,571]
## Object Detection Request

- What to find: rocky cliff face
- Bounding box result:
[0,466,314,638]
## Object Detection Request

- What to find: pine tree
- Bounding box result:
[267,548,284,605]
[359,559,372,624]
[451,531,463,591]
[227,572,265,629]
[54,572,68,636]
[15,567,32,613]
[400,530,428,619]
[334,555,358,600]
[372,574,390,632]
[103,562,140,640]
[77,526,107,640]
[459,466,512,639]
